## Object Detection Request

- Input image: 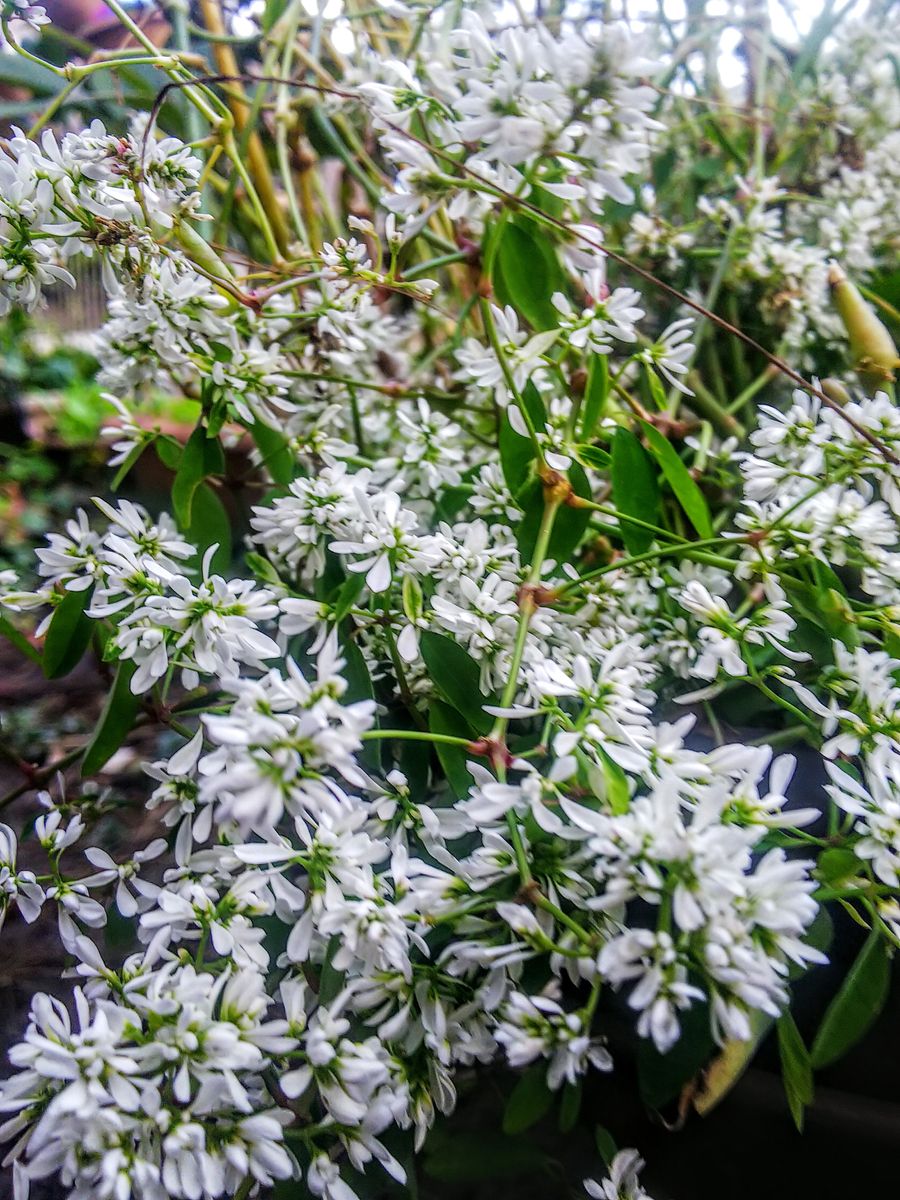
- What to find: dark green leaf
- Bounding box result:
[579,354,609,441]
[111,439,151,491]
[499,378,548,499]
[318,935,345,1006]
[81,661,141,775]
[420,631,495,735]
[811,930,891,1068]
[777,1011,814,1132]
[594,1125,618,1167]
[340,626,379,770]
[332,571,367,624]
[184,484,232,576]
[558,1078,582,1132]
[499,409,535,498]
[429,701,474,799]
[172,425,226,528]
[517,463,591,563]
[816,847,865,887]
[434,485,473,523]
[640,421,712,538]
[0,53,63,94]
[252,420,295,486]
[503,1065,554,1134]
[494,218,567,331]
[611,427,660,554]
[156,437,182,471]
[43,587,94,679]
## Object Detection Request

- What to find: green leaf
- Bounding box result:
[610,427,660,554]
[594,1125,618,1167]
[434,484,473,523]
[493,218,567,331]
[642,363,669,411]
[777,1011,814,1132]
[502,1065,553,1134]
[252,420,295,486]
[339,625,380,771]
[172,425,226,529]
[43,587,94,679]
[429,701,474,799]
[572,443,611,471]
[579,354,609,441]
[244,552,284,587]
[0,52,63,94]
[0,614,41,664]
[332,572,366,624]
[499,408,536,498]
[184,484,232,576]
[81,661,141,775]
[500,377,548,499]
[598,747,630,815]
[517,462,591,563]
[111,439,151,492]
[318,935,345,1007]
[558,1078,582,1133]
[339,628,374,704]
[156,437,182,471]
[811,930,891,1069]
[640,421,712,538]
[816,847,865,888]
[420,631,495,735]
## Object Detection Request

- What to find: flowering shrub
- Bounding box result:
[0,2,898,1198]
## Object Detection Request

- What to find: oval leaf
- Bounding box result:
[811,930,891,1069]
[578,354,609,442]
[611,427,660,554]
[82,660,141,775]
[777,1011,814,1132]
[420,631,496,735]
[640,420,713,539]
[43,586,94,679]
[503,1065,553,1135]
[172,425,226,529]
[494,218,567,331]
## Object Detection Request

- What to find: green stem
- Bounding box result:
[558,536,743,596]
[361,729,475,749]
[490,497,562,741]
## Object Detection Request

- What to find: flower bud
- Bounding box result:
[820,378,851,407]
[829,263,898,390]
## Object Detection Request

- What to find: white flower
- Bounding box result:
[584,1149,655,1200]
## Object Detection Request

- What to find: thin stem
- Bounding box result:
[490,496,562,743]
[558,536,744,596]
[361,729,475,749]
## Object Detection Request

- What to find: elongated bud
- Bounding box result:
[821,378,851,407]
[829,263,898,391]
